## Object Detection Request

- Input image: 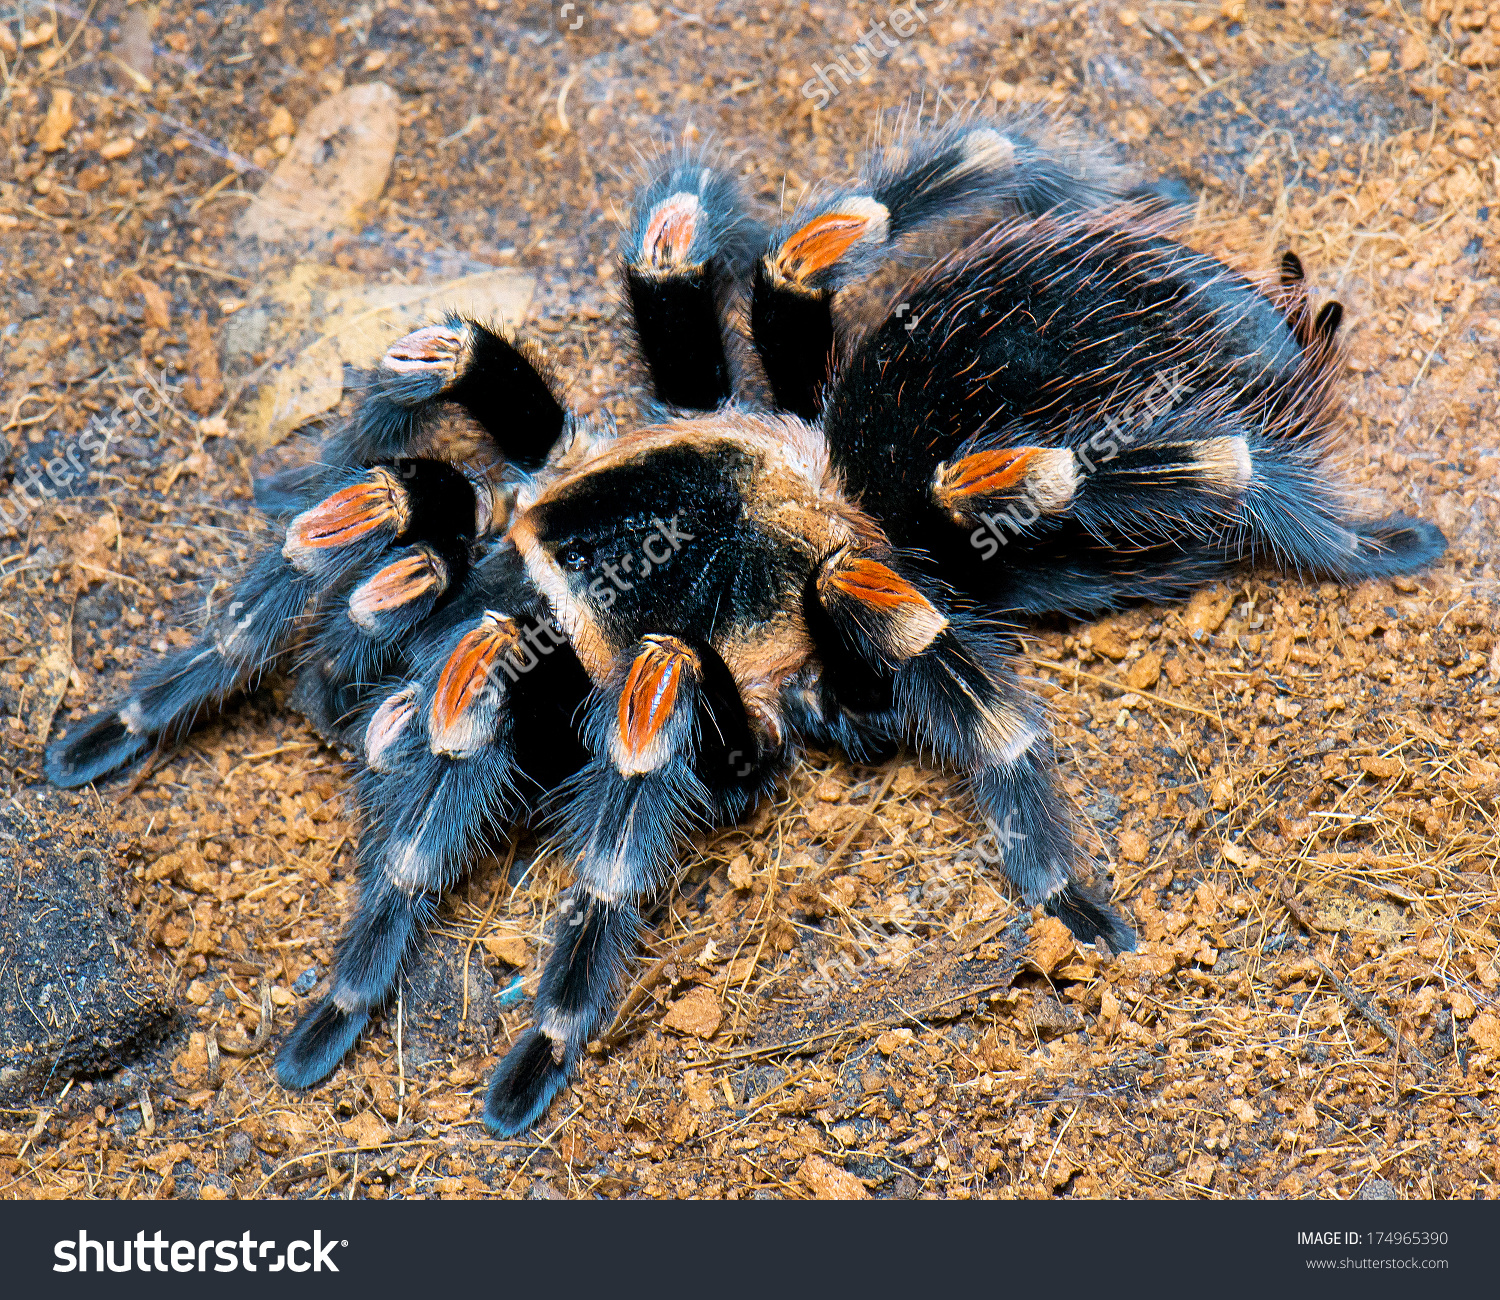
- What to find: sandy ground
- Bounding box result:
[1,0,1497,1200]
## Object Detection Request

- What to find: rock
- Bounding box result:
[1125,651,1162,691]
[181,315,223,415]
[1086,621,1130,660]
[36,88,73,153]
[1468,1013,1500,1052]
[1117,829,1151,863]
[797,1153,869,1199]
[222,1129,256,1173]
[1027,994,1083,1036]
[1082,788,1123,826]
[1359,1178,1400,1200]
[1183,585,1234,638]
[482,934,528,967]
[399,936,504,1068]
[1026,914,1075,975]
[727,853,754,890]
[662,986,722,1038]
[340,1110,390,1148]
[131,275,172,330]
[622,4,661,38]
[1398,34,1426,71]
[236,82,400,245]
[0,794,174,1106]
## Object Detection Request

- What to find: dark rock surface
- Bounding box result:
[398,933,505,1071]
[0,791,174,1105]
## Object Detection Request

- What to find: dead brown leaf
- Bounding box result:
[237,83,400,244]
[236,264,534,449]
[23,605,73,743]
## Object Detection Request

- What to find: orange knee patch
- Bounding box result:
[638,192,702,271]
[283,468,411,568]
[771,198,889,286]
[348,548,448,632]
[382,323,465,376]
[821,556,928,610]
[429,612,520,758]
[616,637,697,772]
[933,447,1077,516]
[820,554,947,658]
[366,686,417,772]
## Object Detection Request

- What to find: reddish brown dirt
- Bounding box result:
[1,0,1497,1200]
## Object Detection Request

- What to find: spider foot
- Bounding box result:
[623,153,759,410]
[483,1030,568,1136]
[331,314,567,470]
[275,999,370,1089]
[1045,881,1137,955]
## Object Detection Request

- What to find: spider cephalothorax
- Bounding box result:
[47,111,1446,1135]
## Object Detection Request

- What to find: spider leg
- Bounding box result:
[820,208,1446,614]
[324,316,570,470]
[483,633,759,1134]
[751,113,1126,417]
[806,548,1134,950]
[277,576,593,1087]
[47,306,576,788]
[622,151,761,410]
[45,459,480,787]
[932,394,1445,604]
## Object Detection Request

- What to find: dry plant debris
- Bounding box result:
[0,0,1496,1201]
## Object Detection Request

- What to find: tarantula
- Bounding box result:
[47,113,1445,1135]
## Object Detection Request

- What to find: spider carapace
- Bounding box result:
[47,113,1446,1134]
